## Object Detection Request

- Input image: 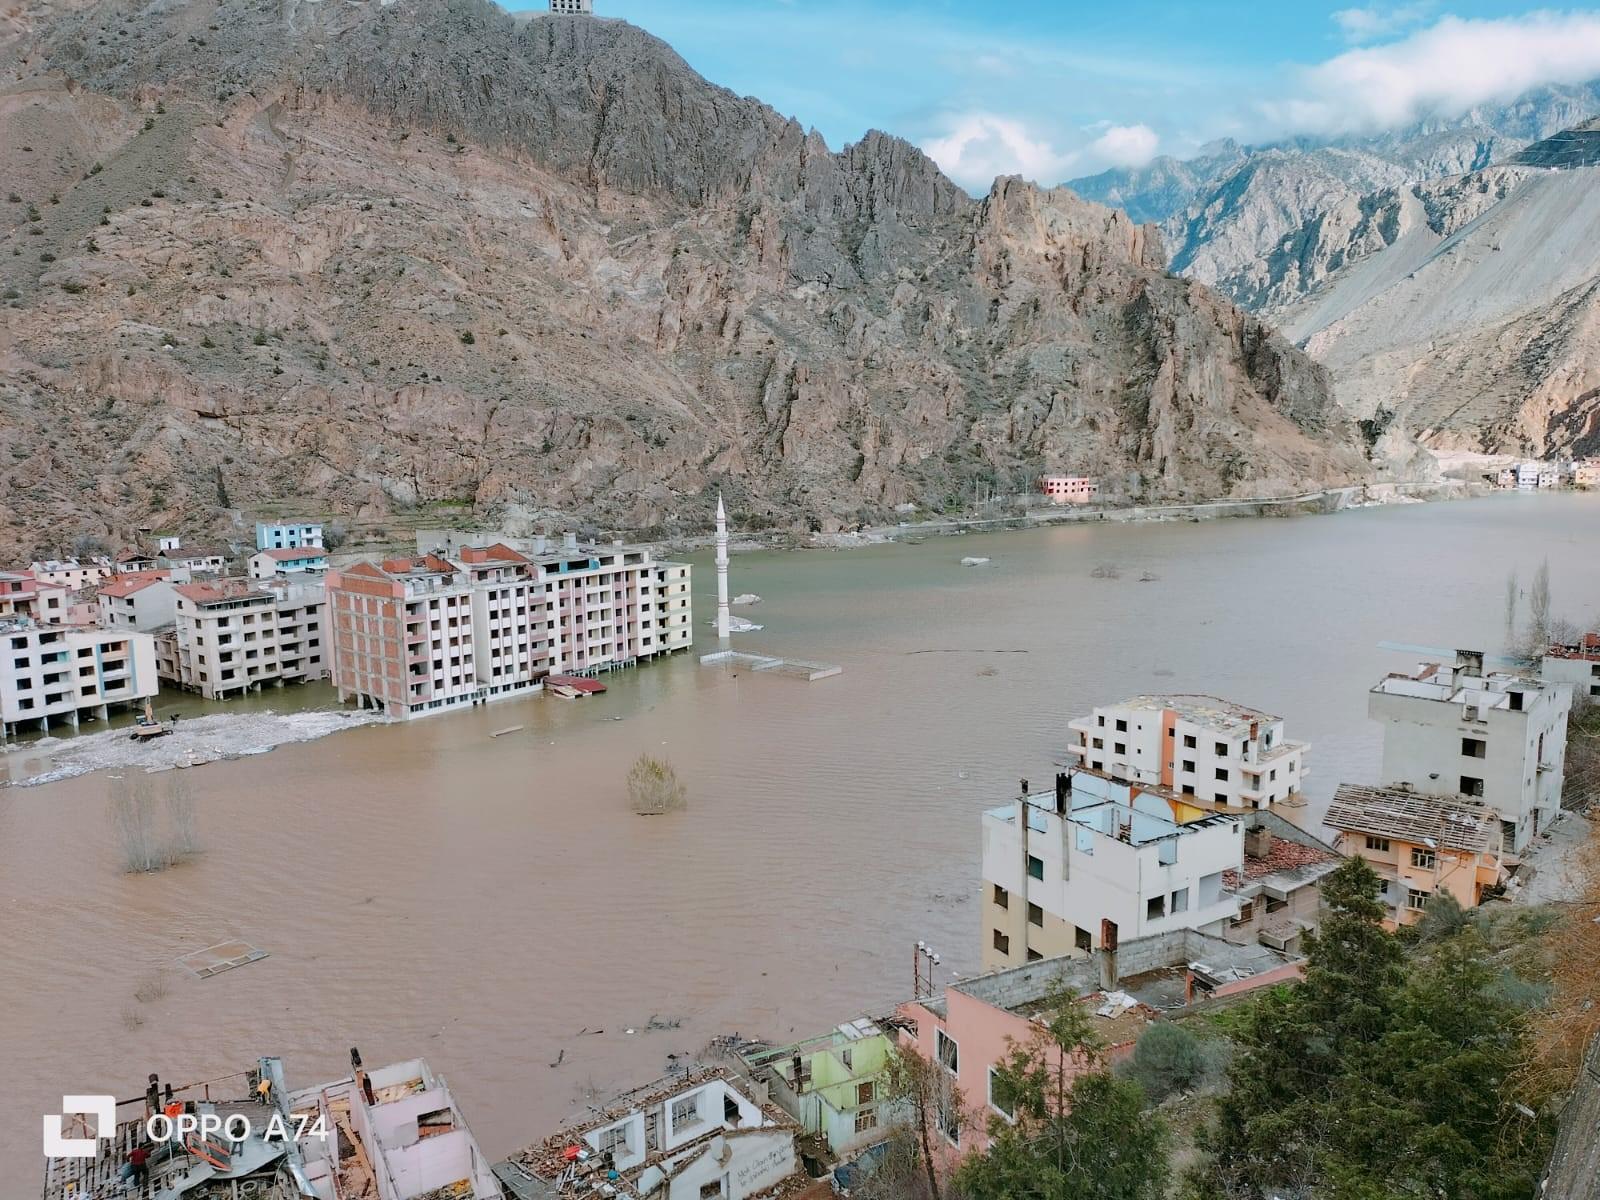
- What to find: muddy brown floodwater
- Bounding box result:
[3,494,1598,1179]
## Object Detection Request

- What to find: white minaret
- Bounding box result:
[715,491,731,640]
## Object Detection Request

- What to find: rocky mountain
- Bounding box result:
[0,0,1368,556]
[1068,83,1600,302]
[1251,122,1600,460]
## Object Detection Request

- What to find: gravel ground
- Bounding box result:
[1511,810,1595,906]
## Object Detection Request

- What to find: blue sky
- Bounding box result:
[512,2,1600,190]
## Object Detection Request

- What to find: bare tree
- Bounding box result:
[109,774,202,872]
[883,1044,965,1200]
[1526,558,1552,653]
[627,754,687,815]
[1503,567,1519,641]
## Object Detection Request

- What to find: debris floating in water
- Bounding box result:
[732,593,762,605]
[960,556,991,567]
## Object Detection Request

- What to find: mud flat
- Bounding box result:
[1,709,388,788]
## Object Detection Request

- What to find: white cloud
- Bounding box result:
[922,113,1074,191]
[1087,123,1160,168]
[1269,12,1600,135]
[1331,3,1434,45]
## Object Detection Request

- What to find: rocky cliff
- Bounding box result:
[0,0,1367,555]
[1069,83,1600,303]
[1250,124,1600,459]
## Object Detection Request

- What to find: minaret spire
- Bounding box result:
[715,492,731,642]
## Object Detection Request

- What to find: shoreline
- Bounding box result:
[659,478,1487,556]
[0,708,390,789]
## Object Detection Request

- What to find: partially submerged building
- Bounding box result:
[898,931,1304,1157]
[160,578,327,699]
[980,768,1243,970]
[1326,782,1506,928]
[1065,694,1308,812]
[496,1069,805,1200]
[1370,651,1568,854]
[326,537,693,720]
[1,617,158,736]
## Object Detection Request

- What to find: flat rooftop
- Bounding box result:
[1109,694,1282,732]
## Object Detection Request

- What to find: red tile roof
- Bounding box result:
[175,580,270,605]
[459,543,529,565]
[98,575,169,599]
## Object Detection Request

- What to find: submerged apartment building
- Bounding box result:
[158,578,327,699]
[1066,694,1308,811]
[1,617,158,736]
[1370,651,1568,854]
[326,537,693,719]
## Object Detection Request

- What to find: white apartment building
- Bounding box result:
[1,617,158,736]
[326,538,693,720]
[548,0,594,12]
[1066,694,1308,811]
[291,1055,502,1200]
[1370,651,1569,855]
[30,558,112,590]
[162,578,327,699]
[653,560,693,653]
[980,768,1242,971]
[97,574,179,632]
[248,547,330,580]
[1543,633,1600,702]
[256,520,325,551]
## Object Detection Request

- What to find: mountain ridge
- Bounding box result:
[0,0,1367,556]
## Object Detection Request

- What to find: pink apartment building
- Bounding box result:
[326,537,693,720]
[896,930,1303,1158]
[1039,475,1100,505]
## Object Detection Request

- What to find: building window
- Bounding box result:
[1027,855,1044,881]
[597,1123,631,1157]
[700,1183,723,1200]
[1115,719,1127,732]
[1407,888,1431,912]
[1092,737,1103,750]
[1182,759,1196,773]
[1461,737,1487,759]
[1215,768,1230,781]
[1411,848,1436,870]
[854,1109,878,1134]
[1026,949,1043,962]
[1074,925,1092,952]
[1233,899,1255,925]
[992,929,1010,956]
[1214,741,1228,756]
[992,884,1008,910]
[670,1095,701,1130]
[1146,895,1167,920]
[1365,835,1390,852]
[1171,888,1189,914]
[1183,734,1196,749]
[856,1081,874,1106]
[1113,742,1126,756]
[1027,902,1044,928]
[936,1030,959,1075]
[1460,776,1484,798]
[988,1066,1018,1122]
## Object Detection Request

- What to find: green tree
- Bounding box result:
[1201,858,1403,1198]
[956,985,1169,1200]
